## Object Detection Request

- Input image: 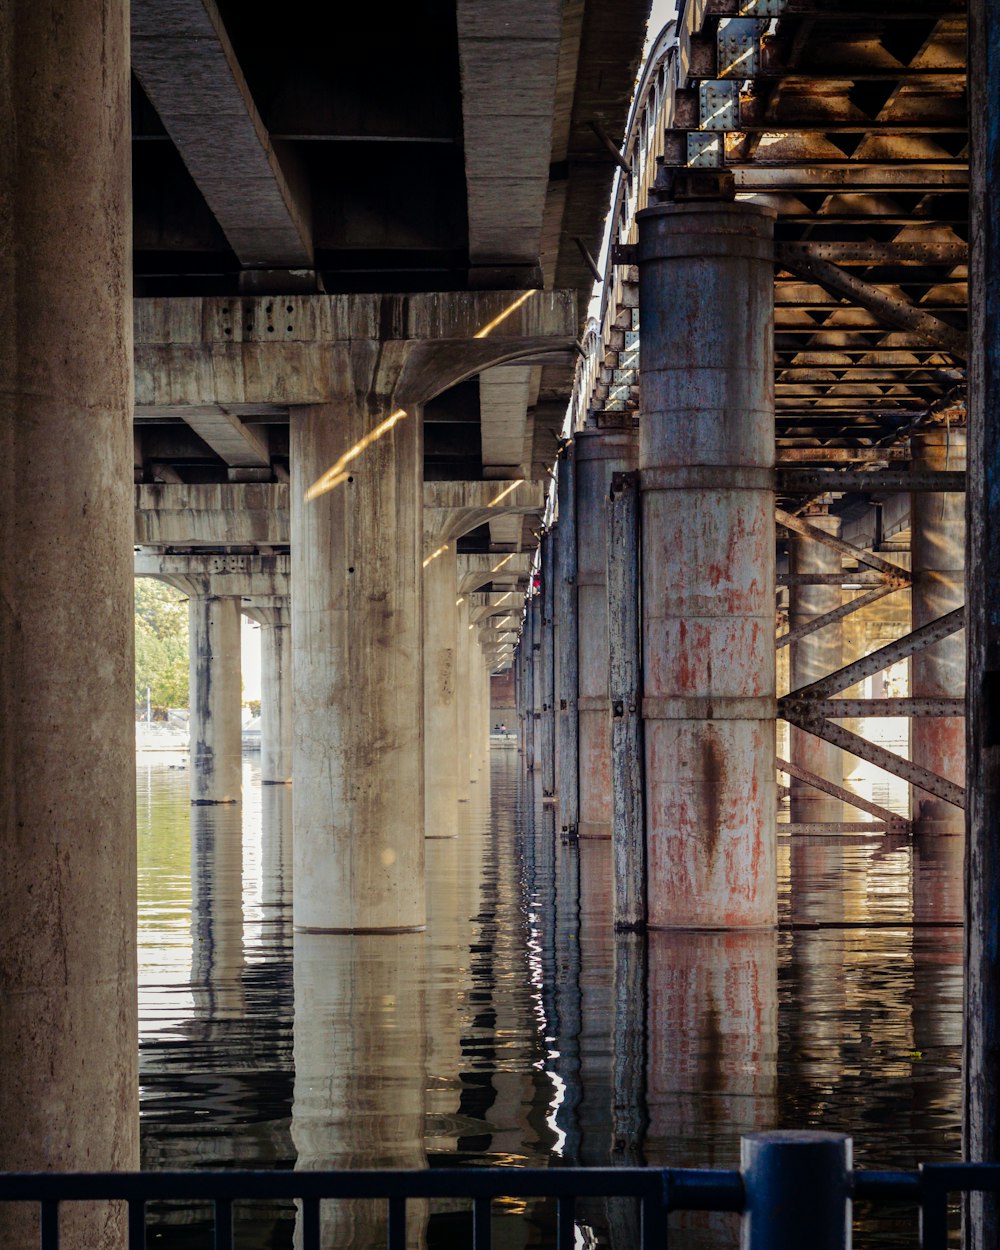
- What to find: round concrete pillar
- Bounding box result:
[0,0,138,1224]
[456,603,474,792]
[189,594,243,804]
[911,427,966,835]
[637,200,777,929]
[256,605,293,785]
[575,427,638,839]
[290,404,425,932]
[789,509,845,824]
[424,544,460,836]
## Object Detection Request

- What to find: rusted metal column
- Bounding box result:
[188,594,243,804]
[0,0,139,1224]
[788,508,845,824]
[556,445,580,836]
[637,200,777,929]
[424,543,460,836]
[290,403,424,932]
[540,530,557,798]
[968,5,1000,1239]
[528,591,542,772]
[608,470,647,930]
[911,427,966,836]
[577,427,639,839]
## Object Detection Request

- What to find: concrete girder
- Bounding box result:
[457,553,534,596]
[423,479,545,552]
[131,0,313,270]
[133,290,577,411]
[135,481,545,553]
[456,0,562,280]
[177,406,271,468]
[134,550,290,601]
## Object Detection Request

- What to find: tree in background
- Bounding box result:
[135,579,189,711]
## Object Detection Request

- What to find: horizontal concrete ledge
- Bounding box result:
[191,798,240,805]
[641,696,778,720]
[640,466,774,491]
[293,925,427,935]
[261,779,292,786]
[646,922,778,932]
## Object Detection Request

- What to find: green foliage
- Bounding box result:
[135,579,189,708]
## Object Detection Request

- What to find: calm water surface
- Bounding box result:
[137,753,962,1248]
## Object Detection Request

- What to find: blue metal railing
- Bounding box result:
[0,1134,994,1249]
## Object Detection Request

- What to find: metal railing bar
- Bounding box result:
[556,1196,575,1250]
[664,1169,744,1211]
[387,1195,406,1250]
[853,1170,922,1201]
[127,1199,146,1250]
[640,1179,669,1250]
[300,1197,320,1250]
[213,1197,232,1250]
[472,1196,491,1250]
[39,1199,58,1250]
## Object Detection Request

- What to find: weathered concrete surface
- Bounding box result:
[291,396,425,931]
[247,603,293,785]
[0,0,138,1235]
[575,427,637,839]
[135,482,289,547]
[133,290,577,410]
[637,201,777,929]
[788,510,845,824]
[132,0,314,269]
[135,550,290,599]
[188,594,244,804]
[423,543,461,837]
[910,427,965,834]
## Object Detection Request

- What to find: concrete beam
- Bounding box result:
[456,0,561,279]
[135,481,544,552]
[176,406,271,467]
[458,553,534,595]
[134,550,290,599]
[424,478,544,551]
[131,0,313,269]
[134,291,577,411]
[135,483,289,547]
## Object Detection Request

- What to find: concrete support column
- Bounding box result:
[910,427,966,835]
[576,427,638,839]
[290,403,424,932]
[0,0,138,1222]
[637,200,777,929]
[424,544,460,836]
[255,605,292,785]
[788,509,845,823]
[189,594,243,804]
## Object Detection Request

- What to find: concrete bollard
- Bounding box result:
[741,1131,853,1250]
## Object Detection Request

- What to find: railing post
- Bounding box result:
[740,1132,852,1250]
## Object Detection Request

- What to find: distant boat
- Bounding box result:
[136,721,189,753]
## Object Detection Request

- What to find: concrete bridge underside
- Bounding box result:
[6,0,1000,1245]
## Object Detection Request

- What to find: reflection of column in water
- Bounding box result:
[577,840,614,1168]
[552,830,583,1164]
[292,933,427,1249]
[190,804,246,1021]
[607,927,649,1250]
[424,800,488,1156]
[910,838,963,1155]
[259,783,292,917]
[646,930,778,1249]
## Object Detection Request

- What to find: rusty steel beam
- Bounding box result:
[776,508,911,583]
[779,573,890,586]
[775,245,969,359]
[783,822,890,833]
[781,697,965,718]
[788,606,965,699]
[777,469,966,494]
[776,448,911,463]
[777,755,911,832]
[776,584,901,650]
[782,704,966,808]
